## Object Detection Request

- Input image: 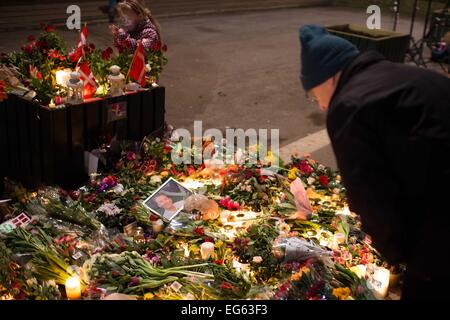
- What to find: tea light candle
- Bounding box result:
[350,264,367,279]
[200,242,215,260]
[65,276,81,300]
[334,232,346,244]
[152,219,164,233]
[371,267,390,299]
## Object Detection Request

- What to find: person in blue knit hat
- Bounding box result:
[299,24,450,300]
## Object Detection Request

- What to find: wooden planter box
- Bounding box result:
[326,24,410,63]
[0,87,165,189]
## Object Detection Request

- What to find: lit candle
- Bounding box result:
[334,232,346,244]
[183,243,190,258]
[152,219,164,233]
[340,206,351,216]
[55,68,71,87]
[200,242,215,260]
[371,267,390,299]
[65,276,81,300]
[350,264,367,279]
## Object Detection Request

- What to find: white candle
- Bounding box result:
[55,68,71,87]
[371,267,390,299]
[350,264,367,279]
[200,242,215,260]
[152,219,164,233]
[339,206,351,216]
[334,232,346,244]
[65,276,81,300]
[181,242,190,258]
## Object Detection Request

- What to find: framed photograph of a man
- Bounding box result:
[142,178,193,222]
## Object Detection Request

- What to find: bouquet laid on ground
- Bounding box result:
[0,130,399,300]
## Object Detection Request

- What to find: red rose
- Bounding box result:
[101,48,112,60]
[149,214,159,222]
[127,151,136,161]
[299,160,313,175]
[194,227,204,236]
[27,35,35,42]
[214,259,224,265]
[187,165,195,176]
[164,145,172,154]
[48,49,65,60]
[69,191,80,201]
[87,43,95,53]
[150,41,162,52]
[162,44,168,52]
[170,164,177,176]
[44,25,55,32]
[319,175,329,187]
[221,282,232,290]
[22,44,33,54]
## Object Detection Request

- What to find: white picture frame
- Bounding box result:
[142,177,193,222]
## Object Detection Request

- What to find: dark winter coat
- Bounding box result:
[327,51,450,285]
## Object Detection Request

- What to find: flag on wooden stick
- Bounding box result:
[128,40,146,87]
[78,61,98,99]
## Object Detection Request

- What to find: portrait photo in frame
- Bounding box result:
[142,177,193,222]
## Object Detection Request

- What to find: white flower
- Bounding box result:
[307,177,316,185]
[26,278,38,286]
[333,188,341,194]
[150,175,162,184]
[252,256,263,264]
[245,185,252,192]
[145,64,152,72]
[113,183,124,194]
[98,203,122,217]
[318,164,325,171]
[47,280,57,287]
[278,222,291,233]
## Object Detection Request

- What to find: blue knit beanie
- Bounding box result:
[299,24,360,91]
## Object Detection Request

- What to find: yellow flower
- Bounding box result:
[214,240,224,248]
[333,287,352,300]
[143,293,154,300]
[189,244,200,255]
[161,171,169,177]
[290,266,310,281]
[288,167,300,180]
[291,271,302,281]
[264,151,277,164]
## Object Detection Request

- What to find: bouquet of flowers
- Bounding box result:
[86,251,212,295]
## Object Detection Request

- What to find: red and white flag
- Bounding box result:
[78,61,98,99]
[128,40,146,87]
[70,23,88,63]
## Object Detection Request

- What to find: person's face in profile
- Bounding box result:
[154,194,174,210]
